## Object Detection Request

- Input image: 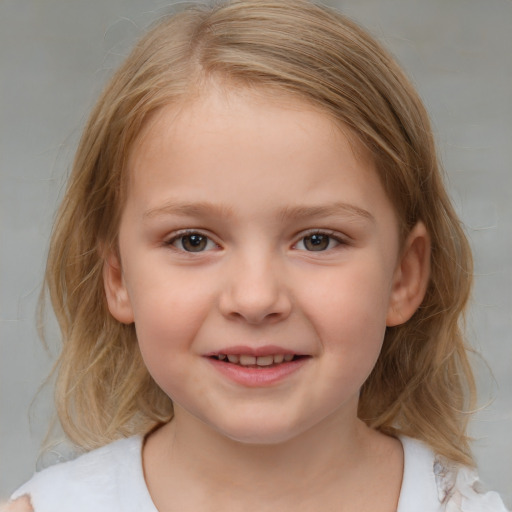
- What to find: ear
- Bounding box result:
[103,250,134,324]
[386,222,431,326]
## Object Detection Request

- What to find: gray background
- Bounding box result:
[1,0,511,505]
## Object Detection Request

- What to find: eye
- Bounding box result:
[295,232,342,252]
[167,232,218,252]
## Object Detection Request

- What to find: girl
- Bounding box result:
[5,0,509,510]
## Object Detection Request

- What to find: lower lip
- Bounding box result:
[206,357,309,387]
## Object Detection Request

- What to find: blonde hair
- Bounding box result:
[45,0,475,464]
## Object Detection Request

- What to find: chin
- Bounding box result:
[224,431,299,446]
[211,417,307,446]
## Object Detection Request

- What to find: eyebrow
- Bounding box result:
[278,203,375,223]
[143,201,234,220]
[143,200,374,223]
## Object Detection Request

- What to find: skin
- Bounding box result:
[103,86,430,511]
[0,496,33,512]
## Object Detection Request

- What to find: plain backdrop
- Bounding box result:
[1,0,511,505]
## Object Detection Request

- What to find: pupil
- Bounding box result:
[305,234,329,251]
[182,234,207,252]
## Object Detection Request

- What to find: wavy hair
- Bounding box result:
[44,0,475,464]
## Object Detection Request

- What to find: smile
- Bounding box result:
[212,354,301,367]
[205,347,310,387]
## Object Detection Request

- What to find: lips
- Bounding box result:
[205,345,307,366]
[213,353,296,366]
[204,345,310,386]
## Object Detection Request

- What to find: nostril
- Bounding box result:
[218,275,292,325]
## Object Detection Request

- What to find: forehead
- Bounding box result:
[128,85,374,182]
[123,87,390,226]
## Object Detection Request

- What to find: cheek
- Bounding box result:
[132,288,211,402]
[125,271,215,370]
[301,260,392,357]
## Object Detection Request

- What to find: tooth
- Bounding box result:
[218,354,227,360]
[283,354,294,362]
[256,355,273,366]
[227,354,240,364]
[273,354,284,364]
[239,355,256,365]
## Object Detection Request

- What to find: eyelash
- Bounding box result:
[165,230,219,253]
[164,229,348,253]
[293,230,348,252]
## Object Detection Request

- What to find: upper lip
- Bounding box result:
[204,345,307,357]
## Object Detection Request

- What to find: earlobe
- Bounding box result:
[386,222,431,327]
[103,252,134,324]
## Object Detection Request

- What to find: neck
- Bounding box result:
[143,403,402,511]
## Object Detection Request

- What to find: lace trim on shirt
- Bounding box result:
[434,456,509,511]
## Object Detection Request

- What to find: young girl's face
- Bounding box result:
[105,87,417,444]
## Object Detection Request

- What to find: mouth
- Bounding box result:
[204,346,310,386]
[209,353,308,368]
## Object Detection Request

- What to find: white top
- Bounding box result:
[11,435,509,511]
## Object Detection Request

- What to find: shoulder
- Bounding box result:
[10,436,156,512]
[398,436,509,512]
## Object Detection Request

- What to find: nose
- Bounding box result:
[218,252,292,325]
